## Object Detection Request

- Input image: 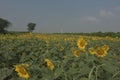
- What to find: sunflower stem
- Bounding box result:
[95,64,105,80]
[95,66,98,80]
[85,52,88,59]
[88,65,96,80]
[112,70,120,78]
[61,65,67,80]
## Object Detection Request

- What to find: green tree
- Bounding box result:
[0,18,11,34]
[27,23,36,32]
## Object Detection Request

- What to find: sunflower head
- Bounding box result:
[45,58,55,70]
[77,38,87,50]
[89,47,96,55]
[102,45,110,51]
[14,64,30,79]
[73,50,81,57]
[95,47,107,58]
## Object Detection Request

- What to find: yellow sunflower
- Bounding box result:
[95,47,107,58]
[73,50,81,57]
[14,63,30,79]
[77,38,87,50]
[102,45,109,51]
[45,59,55,70]
[88,47,96,55]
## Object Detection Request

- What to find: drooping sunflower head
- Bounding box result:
[77,38,87,50]
[14,64,30,79]
[45,58,55,70]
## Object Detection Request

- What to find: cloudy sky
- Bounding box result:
[0,0,120,33]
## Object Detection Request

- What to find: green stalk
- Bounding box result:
[112,70,120,78]
[95,64,105,80]
[85,52,88,59]
[95,66,98,80]
[61,66,67,80]
[88,65,96,80]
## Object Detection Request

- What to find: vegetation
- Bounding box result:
[0,17,37,34]
[54,32,120,38]
[27,23,36,32]
[0,18,11,34]
[0,33,120,80]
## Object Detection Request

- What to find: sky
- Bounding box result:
[0,0,120,33]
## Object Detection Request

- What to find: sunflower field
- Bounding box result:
[0,33,120,80]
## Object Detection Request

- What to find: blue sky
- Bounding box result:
[0,0,120,33]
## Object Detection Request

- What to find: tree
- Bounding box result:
[27,23,36,32]
[0,18,11,34]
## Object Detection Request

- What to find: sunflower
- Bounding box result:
[77,38,87,50]
[14,64,30,79]
[45,59,55,70]
[88,47,96,55]
[73,50,81,57]
[95,47,107,58]
[102,45,109,51]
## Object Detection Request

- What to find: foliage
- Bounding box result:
[27,23,36,32]
[55,32,120,38]
[0,18,11,34]
[0,33,120,80]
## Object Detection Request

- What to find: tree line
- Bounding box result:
[0,18,36,34]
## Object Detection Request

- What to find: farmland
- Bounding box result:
[0,33,120,80]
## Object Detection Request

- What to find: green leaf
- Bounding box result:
[0,68,13,80]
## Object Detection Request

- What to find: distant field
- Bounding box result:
[6,31,120,38]
[0,33,120,80]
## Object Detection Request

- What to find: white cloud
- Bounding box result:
[81,16,98,22]
[80,9,115,23]
[79,8,120,32]
[99,10,114,17]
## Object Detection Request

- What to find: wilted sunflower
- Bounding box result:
[45,59,55,70]
[77,38,87,50]
[14,63,30,79]
[89,47,96,55]
[95,47,107,58]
